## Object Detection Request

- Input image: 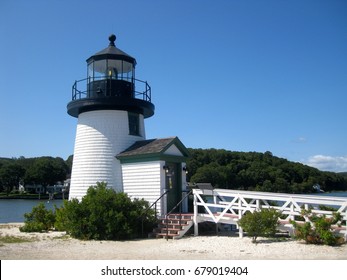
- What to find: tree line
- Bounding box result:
[0,156,72,193]
[186,148,347,193]
[1,149,347,194]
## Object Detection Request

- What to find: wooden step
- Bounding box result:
[156,232,180,238]
[166,213,194,218]
[158,219,191,225]
[158,224,183,230]
[154,213,194,239]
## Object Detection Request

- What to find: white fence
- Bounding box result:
[192,188,347,239]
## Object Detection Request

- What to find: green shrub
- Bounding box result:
[55,182,156,240]
[291,209,344,246]
[20,182,157,239]
[54,200,70,231]
[20,203,55,232]
[238,208,281,243]
[318,205,337,212]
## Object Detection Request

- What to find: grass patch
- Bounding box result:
[0,235,36,244]
[52,234,70,241]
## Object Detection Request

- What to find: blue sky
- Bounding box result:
[0,0,346,172]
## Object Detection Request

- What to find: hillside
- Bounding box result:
[186,148,347,193]
[1,151,346,194]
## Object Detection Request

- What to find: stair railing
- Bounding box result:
[165,190,193,240]
[141,189,170,237]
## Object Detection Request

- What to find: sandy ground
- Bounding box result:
[0,223,346,260]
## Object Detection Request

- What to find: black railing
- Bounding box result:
[141,189,170,237]
[71,76,151,102]
[165,190,193,240]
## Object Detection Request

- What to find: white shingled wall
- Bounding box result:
[69,110,145,200]
[122,161,166,215]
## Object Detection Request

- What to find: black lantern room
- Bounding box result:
[67,34,154,118]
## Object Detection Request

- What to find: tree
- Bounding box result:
[65,155,73,176]
[237,208,281,243]
[25,157,68,186]
[190,163,227,188]
[186,148,347,193]
[0,163,25,194]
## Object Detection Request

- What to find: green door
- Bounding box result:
[165,162,182,213]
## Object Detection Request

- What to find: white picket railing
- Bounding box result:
[192,187,347,239]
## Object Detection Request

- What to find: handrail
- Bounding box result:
[193,188,347,239]
[141,189,170,237]
[71,77,151,102]
[165,190,193,240]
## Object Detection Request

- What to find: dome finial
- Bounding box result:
[109,34,116,46]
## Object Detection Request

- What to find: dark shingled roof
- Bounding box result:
[86,34,136,65]
[117,137,177,157]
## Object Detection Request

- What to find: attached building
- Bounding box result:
[117,137,190,216]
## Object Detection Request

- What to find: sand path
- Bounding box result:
[1,223,346,260]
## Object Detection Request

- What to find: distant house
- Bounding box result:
[313,183,324,193]
[18,183,25,193]
[24,181,70,197]
[64,179,70,192]
[47,184,64,194]
[24,184,45,194]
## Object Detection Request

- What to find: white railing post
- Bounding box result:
[238,195,244,238]
[290,201,294,221]
[193,191,198,236]
[213,193,219,234]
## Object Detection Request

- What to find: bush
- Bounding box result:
[20,203,55,232]
[54,200,70,231]
[238,208,281,243]
[291,209,344,246]
[55,182,156,240]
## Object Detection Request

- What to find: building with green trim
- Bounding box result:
[117,137,190,215]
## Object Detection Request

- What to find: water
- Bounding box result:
[0,199,64,223]
[0,191,346,223]
[318,191,347,198]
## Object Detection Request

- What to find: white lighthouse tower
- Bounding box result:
[67,35,154,200]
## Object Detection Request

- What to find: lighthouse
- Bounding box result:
[67,34,154,200]
[67,35,189,216]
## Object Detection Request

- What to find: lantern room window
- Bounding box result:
[87,59,134,82]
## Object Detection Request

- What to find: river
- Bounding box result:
[317,191,347,198]
[0,191,347,223]
[0,199,64,223]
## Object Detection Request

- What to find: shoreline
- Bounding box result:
[1,223,346,260]
[0,190,345,200]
